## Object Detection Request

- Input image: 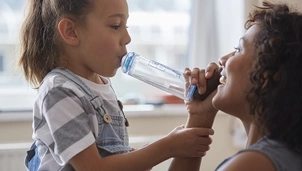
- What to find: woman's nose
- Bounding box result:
[219,51,235,66]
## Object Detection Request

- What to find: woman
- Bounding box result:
[169,1,302,171]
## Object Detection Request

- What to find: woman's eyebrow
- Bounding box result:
[239,37,244,43]
[238,37,245,47]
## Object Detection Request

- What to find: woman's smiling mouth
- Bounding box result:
[219,75,227,84]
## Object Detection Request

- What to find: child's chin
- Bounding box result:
[108,70,118,77]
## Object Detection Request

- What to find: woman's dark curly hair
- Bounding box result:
[246,1,302,152]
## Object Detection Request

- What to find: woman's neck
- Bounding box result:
[245,123,262,148]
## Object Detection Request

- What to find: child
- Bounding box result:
[20,0,214,170]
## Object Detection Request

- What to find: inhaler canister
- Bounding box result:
[121,52,221,101]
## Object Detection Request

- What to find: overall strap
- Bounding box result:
[50,68,105,116]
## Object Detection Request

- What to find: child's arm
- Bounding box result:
[69,126,213,171]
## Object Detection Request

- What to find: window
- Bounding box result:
[0,0,32,111]
[0,55,3,72]
[111,0,192,103]
[0,0,246,113]
[111,0,245,104]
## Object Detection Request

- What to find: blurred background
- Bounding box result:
[0,0,301,170]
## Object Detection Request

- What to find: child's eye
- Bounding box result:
[111,25,120,30]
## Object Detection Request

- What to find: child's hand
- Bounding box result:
[165,125,214,158]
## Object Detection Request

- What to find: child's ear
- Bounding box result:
[57,18,79,46]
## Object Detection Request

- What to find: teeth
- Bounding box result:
[219,76,226,84]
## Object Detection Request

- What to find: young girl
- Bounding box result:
[20,0,214,170]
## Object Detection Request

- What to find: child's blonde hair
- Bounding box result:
[19,0,93,87]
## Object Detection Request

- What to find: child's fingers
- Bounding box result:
[188,127,215,136]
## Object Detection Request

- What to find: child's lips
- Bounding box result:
[119,53,127,61]
[118,53,127,67]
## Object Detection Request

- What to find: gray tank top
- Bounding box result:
[216,137,302,171]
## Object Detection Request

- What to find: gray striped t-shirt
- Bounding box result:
[32,70,130,170]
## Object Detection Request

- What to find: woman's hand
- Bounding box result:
[183,63,220,128]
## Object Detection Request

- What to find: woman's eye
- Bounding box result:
[234,47,240,53]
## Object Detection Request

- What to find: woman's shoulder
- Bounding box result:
[216,137,302,171]
[246,137,302,170]
[216,150,276,171]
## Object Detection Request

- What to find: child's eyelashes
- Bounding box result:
[111,25,121,30]
[110,25,129,30]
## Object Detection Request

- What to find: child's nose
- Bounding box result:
[124,30,131,45]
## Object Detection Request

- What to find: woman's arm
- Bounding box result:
[168,64,219,171]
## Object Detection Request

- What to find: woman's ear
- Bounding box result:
[57,18,79,46]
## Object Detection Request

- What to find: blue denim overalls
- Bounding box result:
[25,68,130,170]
